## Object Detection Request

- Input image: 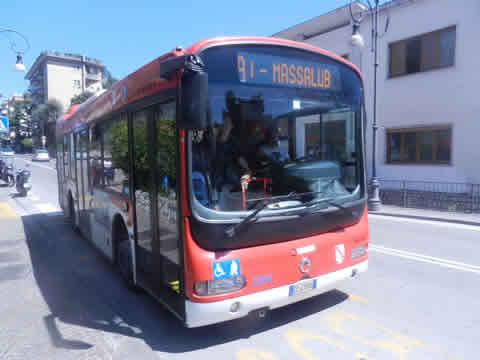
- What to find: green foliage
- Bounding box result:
[156,117,177,191]
[21,138,33,148]
[71,91,94,106]
[105,116,177,193]
[9,95,33,140]
[46,99,64,117]
[33,99,63,124]
[102,68,118,89]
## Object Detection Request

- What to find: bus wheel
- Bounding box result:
[115,220,139,292]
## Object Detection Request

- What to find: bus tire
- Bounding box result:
[114,218,140,292]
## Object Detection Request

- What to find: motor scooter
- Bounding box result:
[0,158,15,187]
[16,164,31,196]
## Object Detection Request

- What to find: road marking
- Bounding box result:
[286,329,351,360]
[369,214,480,232]
[0,202,18,218]
[14,157,56,172]
[236,349,280,360]
[370,244,480,274]
[347,293,368,303]
[324,310,460,360]
[35,203,61,214]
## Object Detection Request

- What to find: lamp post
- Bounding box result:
[349,0,389,212]
[0,28,30,72]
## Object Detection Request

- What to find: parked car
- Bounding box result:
[0,146,15,156]
[32,149,50,162]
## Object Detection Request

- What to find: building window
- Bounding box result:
[73,80,81,89]
[386,126,452,164]
[389,26,456,78]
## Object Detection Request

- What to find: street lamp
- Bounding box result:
[348,0,389,212]
[15,55,26,72]
[0,28,30,72]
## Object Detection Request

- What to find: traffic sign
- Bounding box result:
[0,117,8,134]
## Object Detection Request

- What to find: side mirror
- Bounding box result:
[179,71,208,130]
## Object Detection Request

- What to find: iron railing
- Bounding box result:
[375,179,480,213]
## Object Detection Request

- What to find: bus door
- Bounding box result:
[133,102,184,318]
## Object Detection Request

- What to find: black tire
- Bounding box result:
[8,175,14,187]
[115,221,140,292]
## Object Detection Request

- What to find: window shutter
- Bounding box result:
[389,41,406,77]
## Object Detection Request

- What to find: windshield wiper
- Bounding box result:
[290,198,355,217]
[224,188,353,238]
[224,192,300,238]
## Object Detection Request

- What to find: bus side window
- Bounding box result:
[89,125,104,190]
[56,142,63,174]
[69,133,76,180]
[64,135,70,178]
[103,113,129,196]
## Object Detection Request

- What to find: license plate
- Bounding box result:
[289,278,316,297]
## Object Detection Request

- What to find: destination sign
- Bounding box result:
[237,52,341,91]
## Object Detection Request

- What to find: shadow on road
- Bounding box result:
[21,212,349,353]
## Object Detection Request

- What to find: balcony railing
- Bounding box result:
[41,51,102,65]
[86,72,101,81]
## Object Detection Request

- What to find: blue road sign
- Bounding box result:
[0,117,8,134]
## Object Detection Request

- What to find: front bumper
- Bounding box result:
[185,259,368,328]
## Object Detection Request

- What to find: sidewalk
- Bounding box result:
[0,186,24,234]
[370,204,480,226]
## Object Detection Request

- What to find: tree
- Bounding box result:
[102,68,118,89]
[32,99,63,149]
[9,94,33,141]
[32,99,63,126]
[21,138,33,151]
[71,91,94,106]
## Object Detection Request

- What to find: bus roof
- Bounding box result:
[57,36,361,138]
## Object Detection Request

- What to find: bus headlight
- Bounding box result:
[194,276,246,296]
[351,244,367,259]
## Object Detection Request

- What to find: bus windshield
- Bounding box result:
[190,45,364,216]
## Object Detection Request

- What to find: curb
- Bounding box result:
[369,211,480,227]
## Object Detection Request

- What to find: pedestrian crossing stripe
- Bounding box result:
[35,203,61,213]
[0,202,18,218]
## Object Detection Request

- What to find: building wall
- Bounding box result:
[46,61,84,112]
[304,0,480,184]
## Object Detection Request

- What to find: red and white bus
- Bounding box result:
[56,36,368,327]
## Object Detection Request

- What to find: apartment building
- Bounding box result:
[24,52,104,151]
[25,52,104,111]
[274,0,480,187]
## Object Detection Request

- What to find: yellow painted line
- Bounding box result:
[347,293,369,304]
[236,349,279,360]
[324,310,462,360]
[0,202,18,219]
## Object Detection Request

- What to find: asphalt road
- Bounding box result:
[0,154,478,359]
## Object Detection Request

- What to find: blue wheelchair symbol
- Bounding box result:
[212,259,241,280]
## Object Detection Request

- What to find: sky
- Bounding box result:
[0,0,357,99]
